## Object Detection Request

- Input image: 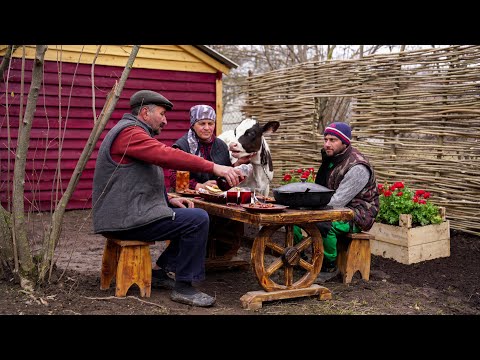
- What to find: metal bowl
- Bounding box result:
[272,182,334,209]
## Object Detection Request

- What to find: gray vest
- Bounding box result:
[92,114,173,233]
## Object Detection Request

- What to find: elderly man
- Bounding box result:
[314,122,379,282]
[92,90,244,307]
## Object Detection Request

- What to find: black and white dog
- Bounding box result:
[218,119,280,196]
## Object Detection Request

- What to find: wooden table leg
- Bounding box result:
[240,223,332,309]
[251,223,325,291]
[240,285,332,310]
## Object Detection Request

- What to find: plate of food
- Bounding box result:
[205,184,223,194]
[196,188,227,204]
[176,189,198,197]
[240,203,288,213]
[254,194,276,203]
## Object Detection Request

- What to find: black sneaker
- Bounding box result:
[152,269,175,290]
[320,259,337,273]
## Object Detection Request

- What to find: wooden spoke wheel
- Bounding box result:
[251,223,324,291]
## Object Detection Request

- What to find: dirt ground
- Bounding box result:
[0,210,479,316]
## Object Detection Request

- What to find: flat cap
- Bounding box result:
[129,90,173,110]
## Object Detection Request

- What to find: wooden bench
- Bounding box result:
[100,238,155,297]
[336,232,374,284]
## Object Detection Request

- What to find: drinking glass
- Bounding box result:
[175,171,190,193]
[226,189,239,205]
[239,187,252,204]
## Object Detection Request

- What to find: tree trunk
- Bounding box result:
[0,206,14,278]
[0,45,18,81]
[12,45,47,286]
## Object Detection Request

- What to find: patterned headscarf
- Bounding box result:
[189,104,216,127]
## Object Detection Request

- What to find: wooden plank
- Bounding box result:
[56,45,189,61]
[370,238,450,264]
[1,170,94,183]
[369,220,450,264]
[216,75,223,134]
[0,148,97,159]
[168,193,354,226]
[240,285,332,310]
[7,45,221,73]
[408,221,450,246]
[6,60,218,81]
[369,220,450,247]
[346,232,373,240]
[1,159,96,171]
[179,45,231,75]
[3,81,213,100]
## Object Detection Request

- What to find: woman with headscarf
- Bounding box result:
[169,104,252,191]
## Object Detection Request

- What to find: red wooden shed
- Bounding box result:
[0,45,237,212]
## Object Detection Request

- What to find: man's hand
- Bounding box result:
[169,197,194,208]
[213,164,245,188]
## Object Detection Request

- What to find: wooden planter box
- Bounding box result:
[368,207,450,265]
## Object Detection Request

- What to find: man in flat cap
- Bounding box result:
[314,122,379,282]
[92,90,244,307]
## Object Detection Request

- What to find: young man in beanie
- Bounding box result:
[92,90,244,307]
[170,104,252,192]
[314,121,379,282]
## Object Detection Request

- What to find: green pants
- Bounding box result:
[293,222,361,262]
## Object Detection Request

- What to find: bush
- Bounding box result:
[376,181,443,227]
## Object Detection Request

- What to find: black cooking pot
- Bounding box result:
[272,181,335,209]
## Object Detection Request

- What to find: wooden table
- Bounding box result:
[169,193,354,309]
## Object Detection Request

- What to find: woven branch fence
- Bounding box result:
[241,45,480,236]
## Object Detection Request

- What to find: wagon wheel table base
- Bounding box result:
[241,223,331,309]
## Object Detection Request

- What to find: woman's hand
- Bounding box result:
[169,197,194,208]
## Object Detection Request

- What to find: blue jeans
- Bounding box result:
[102,208,209,282]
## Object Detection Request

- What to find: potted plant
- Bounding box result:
[369,181,450,264]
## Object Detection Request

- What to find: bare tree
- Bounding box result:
[0,45,19,81]
[0,45,140,289]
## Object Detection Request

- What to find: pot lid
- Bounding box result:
[274,181,334,193]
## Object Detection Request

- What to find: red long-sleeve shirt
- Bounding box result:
[110,126,214,173]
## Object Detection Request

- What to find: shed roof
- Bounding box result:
[194,45,239,69]
[0,45,238,75]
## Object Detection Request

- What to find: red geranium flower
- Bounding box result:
[377,181,442,227]
[281,167,317,185]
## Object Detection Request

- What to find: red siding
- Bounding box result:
[1,58,216,211]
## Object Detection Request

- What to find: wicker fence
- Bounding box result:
[241,45,480,235]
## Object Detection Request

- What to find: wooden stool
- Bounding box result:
[336,232,374,284]
[100,238,155,297]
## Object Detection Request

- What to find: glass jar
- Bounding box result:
[175,171,190,193]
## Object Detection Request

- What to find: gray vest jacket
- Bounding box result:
[92,114,173,233]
